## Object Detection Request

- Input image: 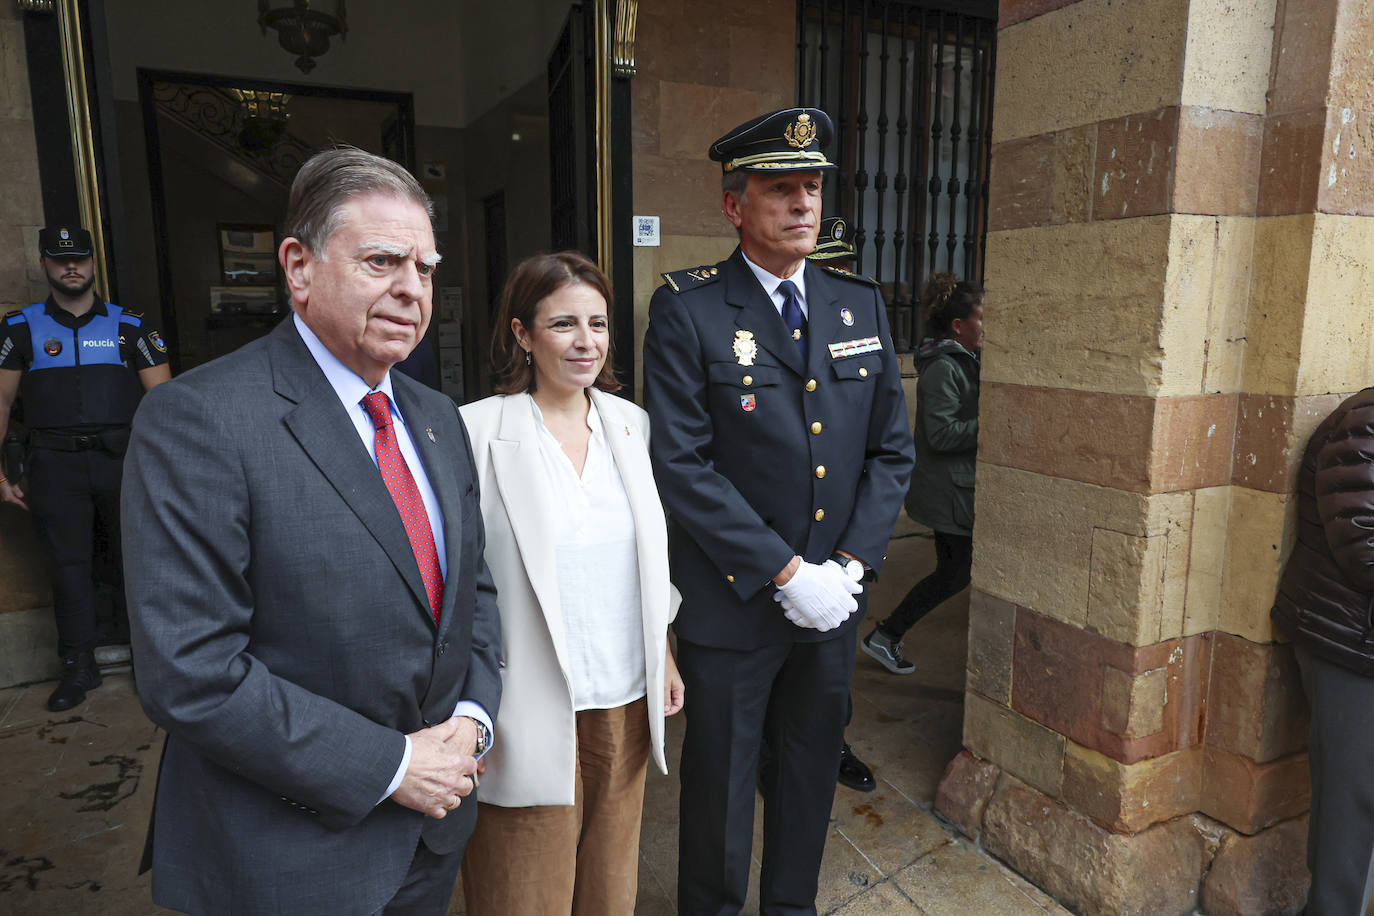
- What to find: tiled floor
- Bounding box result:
[0,522,1071,915]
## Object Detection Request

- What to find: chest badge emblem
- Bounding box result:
[733,329,757,366]
[840,307,855,326]
[740,394,756,412]
[43,338,62,356]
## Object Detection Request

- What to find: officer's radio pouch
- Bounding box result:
[2,430,26,482]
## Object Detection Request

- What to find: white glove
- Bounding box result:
[773,560,862,631]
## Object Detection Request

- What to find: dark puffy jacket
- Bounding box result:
[904,338,979,536]
[1272,387,1374,675]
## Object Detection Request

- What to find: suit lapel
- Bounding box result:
[489,394,573,674]
[392,377,462,637]
[804,261,844,375]
[594,390,667,632]
[272,323,433,625]
[724,248,804,376]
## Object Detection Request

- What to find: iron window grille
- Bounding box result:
[797,0,997,350]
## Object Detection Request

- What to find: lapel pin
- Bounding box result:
[426,428,436,442]
[840,307,855,326]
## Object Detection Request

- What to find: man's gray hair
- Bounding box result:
[722,169,749,204]
[285,146,433,256]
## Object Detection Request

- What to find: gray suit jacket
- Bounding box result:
[122,319,502,915]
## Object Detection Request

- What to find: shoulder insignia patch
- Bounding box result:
[661,265,723,294]
[821,264,879,286]
[120,310,144,321]
[4,310,25,324]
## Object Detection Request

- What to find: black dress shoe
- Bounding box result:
[47,651,102,712]
[838,742,875,792]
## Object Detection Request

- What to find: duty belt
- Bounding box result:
[29,428,129,453]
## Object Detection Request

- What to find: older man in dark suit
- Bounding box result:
[122,147,501,916]
[644,109,915,915]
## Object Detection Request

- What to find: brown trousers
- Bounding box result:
[461,697,651,916]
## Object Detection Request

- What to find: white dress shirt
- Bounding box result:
[742,249,810,319]
[293,314,492,804]
[530,397,646,710]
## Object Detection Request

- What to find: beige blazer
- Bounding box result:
[459,389,680,807]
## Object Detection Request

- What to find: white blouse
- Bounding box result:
[530,397,646,711]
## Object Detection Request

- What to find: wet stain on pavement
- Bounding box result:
[852,803,884,828]
[0,854,54,893]
[0,716,98,744]
[58,754,142,812]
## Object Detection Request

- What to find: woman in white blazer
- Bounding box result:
[458,252,684,915]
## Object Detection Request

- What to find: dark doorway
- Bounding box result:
[137,69,415,373]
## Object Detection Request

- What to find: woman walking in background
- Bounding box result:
[459,251,684,914]
[862,273,983,675]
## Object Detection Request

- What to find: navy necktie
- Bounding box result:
[778,279,807,363]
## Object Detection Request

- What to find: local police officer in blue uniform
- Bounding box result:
[643,109,915,915]
[0,226,171,711]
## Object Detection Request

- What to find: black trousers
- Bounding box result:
[372,835,467,916]
[27,445,125,656]
[676,629,857,916]
[1294,643,1374,915]
[881,530,973,638]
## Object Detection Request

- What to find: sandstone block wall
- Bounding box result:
[937,0,1374,912]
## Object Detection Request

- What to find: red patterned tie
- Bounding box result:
[361,392,444,625]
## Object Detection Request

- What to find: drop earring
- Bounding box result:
[525,350,532,366]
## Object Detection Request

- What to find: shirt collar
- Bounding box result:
[529,392,605,445]
[740,250,807,309]
[44,296,107,323]
[293,312,398,418]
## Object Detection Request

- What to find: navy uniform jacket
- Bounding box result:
[644,247,915,651]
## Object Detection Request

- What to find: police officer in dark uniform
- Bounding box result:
[643,110,914,915]
[0,226,171,711]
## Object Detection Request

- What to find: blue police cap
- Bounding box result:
[808,217,855,262]
[709,108,837,174]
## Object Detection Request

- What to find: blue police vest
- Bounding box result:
[9,302,146,429]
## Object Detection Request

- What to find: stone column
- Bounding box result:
[935,1,1374,913]
[0,4,59,686]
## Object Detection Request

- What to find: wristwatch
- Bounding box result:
[466,717,491,756]
[830,552,866,582]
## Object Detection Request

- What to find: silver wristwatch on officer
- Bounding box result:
[830,551,869,582]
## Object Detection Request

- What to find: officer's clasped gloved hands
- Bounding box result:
[774,559,862,631]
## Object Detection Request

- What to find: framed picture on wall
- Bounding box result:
[217,223,278,286]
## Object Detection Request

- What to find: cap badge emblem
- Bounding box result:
[60,229,70,240]
[733,329,757,367]
[785,113,816,150]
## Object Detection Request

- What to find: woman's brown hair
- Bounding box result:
[490,251,622,395]
[921,272,984,339]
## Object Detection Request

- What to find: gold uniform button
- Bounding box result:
[859,367,869,378]
[811,421,822,434]
[726,575,735,583]
[814,508,826,521]
[805,379,818,392]
[742,375,753,386]
[815,465,826,479]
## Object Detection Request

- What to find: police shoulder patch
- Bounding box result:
[821,264,879,286]
[120,310,144,321]
[661,264,723,294]
[4,310,25,325]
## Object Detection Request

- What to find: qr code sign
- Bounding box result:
[633,216,661,247]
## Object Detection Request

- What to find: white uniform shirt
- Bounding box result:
[530,396,646,710]
[742,249,810,319]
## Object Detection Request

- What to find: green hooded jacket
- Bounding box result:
[904,337,980,536]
